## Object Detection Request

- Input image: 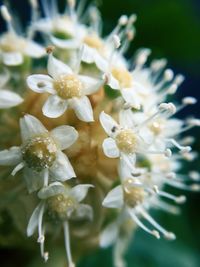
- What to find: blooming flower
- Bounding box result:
[0,114,78,192]
[0,5,45,66]
[27,48,104,121]
[27,182,94,265]
[0,68,23,108]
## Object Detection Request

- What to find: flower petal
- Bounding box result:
[102,185,124,208]
[70,204,93,221]
[107,74,120,90]
[71,96,94,122]
[20,114,48,142]
[2,51,23,66]
[0,147,22,166]
[0,68,10,87]
[0,90,23,108]
[38,182,65,199]
[99,111,119,136]
[27,202,44,237]
[25,41,46,58]
[100,222,119,248]
[102,137,120,158]
[47,54,73,79]
[27,74,55,94]
[50,35,80,49]
[70,184,94,202]
[42,95,68,118]
[50,125,78,150]
[121,88,141,109]
[79,75,103,95]
[118,153,136,180]
[23,167,45,193]
[50,151,76,181]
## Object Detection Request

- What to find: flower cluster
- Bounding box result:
[0,1,199,267]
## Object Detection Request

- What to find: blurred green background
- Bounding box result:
[0,0,200,266]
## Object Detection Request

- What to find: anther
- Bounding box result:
[182,97,197,105]
[46,46,55,54]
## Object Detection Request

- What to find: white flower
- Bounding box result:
[0,69,23,108]
[27,50,104,121]
[0,5,45,66]
[0,114,78,192]
[102,175,178,241]
[99,111,162,171]
[27,182,94,265]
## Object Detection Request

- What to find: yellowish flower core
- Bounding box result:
[115,129,137,154]
[54,74,83,99]
[47,193,75,220]
[83,34,104,51]
[22,135,57,172]
[111,67,133,88]
[123,178,145,207]
[0,33,27,52]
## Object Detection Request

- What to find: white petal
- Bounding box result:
[50,151,76,181]
[0,90,23,108]
[0,68,10,87]
[2,51,23,66]
[100,222,119,248]
[47,54,73,79]
[20,114,47,142]
[121,88,141,109]
[0,147,22,166]
[27,74,55,93]
[71,204,93,221]
[78,75,103,95]
[81,45,95,64]
[50,35,80,49]
[119,109,136,128]
[38,182,65,199]
[27,202,44,237]
[23,168,45,193]
[70,184,94,202]
[102,137,120,158]
[107,74,120,90]
[71,96,94,122]
[102,185,124,208]
[25,41,46,58]
[81,45,108,72]
[42,95,68,118]
[50,125,78,150]
[99,111,119,136]
[118,153,136,180]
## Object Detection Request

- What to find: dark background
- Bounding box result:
[0,0,200,266]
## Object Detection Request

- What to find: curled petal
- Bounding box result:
[42,95,68,118]
[2,51,23,66]
[70,96,94,122]
[25,41,46,58]
[38,182,65,199]
[51,125,78,150]
[102,138,120,158]
[0,90,23,108]
[47,53,73,79]
[50,151,76,181]
[27,202,44,237]
[70,184,94,202]
[102,185,124,208]
[0,147,22,166]
[20,114,47,142]
[99,111,119,136]
[27,74,55,94]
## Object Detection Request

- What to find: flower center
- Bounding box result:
[0,33,27,52]
[47,194,76,221]
[83,34,104,50]
[115,129,137,154]
[123,179,145,207]
[111,67,133,88]
[22,135,57,172]
[54,74,83,99]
